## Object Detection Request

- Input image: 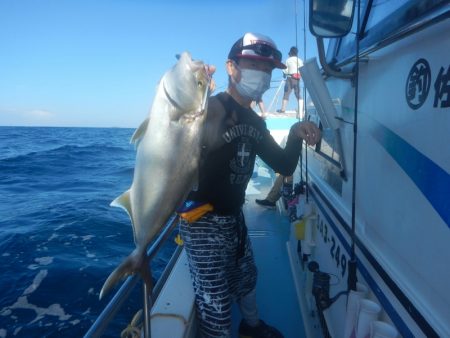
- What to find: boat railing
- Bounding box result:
[84,215,181,338]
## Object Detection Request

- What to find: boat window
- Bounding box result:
[330,0,448,63]
[364,0,410,29]
[307,108,340,167]
[359,0,447,51]
[332,0,369,62]
[317,124,340,166]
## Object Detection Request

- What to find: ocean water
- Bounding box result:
[0,126,176,337]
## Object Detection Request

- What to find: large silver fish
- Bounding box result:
[100,52,210,299]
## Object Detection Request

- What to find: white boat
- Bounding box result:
[85,1,450,337]
[293,1,449,337]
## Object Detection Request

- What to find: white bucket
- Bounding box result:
[356,282,368,294]
[355,299,381,338]
[343,283,369,338]
[370,321,398,338]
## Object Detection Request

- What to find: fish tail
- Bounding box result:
[139,254,153,294]
[99,250,143,299]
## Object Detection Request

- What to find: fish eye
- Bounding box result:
[198,81,203,87]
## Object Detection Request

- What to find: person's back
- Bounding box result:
[278,47,304,118]
[284,55,303,78]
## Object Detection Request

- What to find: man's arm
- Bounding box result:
[257,121,321,176]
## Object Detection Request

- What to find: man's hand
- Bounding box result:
[292,121,321,146]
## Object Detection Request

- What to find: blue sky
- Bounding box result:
[0,0,320,128]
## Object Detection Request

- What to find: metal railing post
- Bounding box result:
[143,282,152,338]
[84,215,179,338]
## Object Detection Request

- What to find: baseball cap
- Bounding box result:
[228,32,286,69]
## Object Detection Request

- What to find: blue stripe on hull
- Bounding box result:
[372,121,450,228]
[310,185,439,337]
[311,190,413,337]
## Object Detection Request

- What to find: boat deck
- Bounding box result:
[230,163,305,338]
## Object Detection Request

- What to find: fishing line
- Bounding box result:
[294,0,309,201]
[293,0,304,187]
[348,0,362,292]
[303,0,309,202]
[302,0,307,121]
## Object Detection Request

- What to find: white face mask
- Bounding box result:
[233,64,272,101]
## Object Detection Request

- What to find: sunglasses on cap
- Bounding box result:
[241,43,282,62]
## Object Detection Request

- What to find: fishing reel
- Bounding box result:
[308,261,331,310]
[308,261,350,311]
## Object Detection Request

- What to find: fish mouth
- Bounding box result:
[180,105,208,123]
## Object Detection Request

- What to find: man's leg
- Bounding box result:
[256,175,284,208]
[278,79,291,113]
[180,215,233,338]
[266,175,284,202]
[238,288,259,326]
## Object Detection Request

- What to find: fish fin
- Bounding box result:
[99,251,141,299]
[111,190,133,219]
[130,118,149,146]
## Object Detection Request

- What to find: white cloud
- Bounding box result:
[27,109,56,120]
[0,108,58,126]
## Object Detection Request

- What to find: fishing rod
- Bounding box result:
[347,0,362,293]
[302,0,309,202]
[294,0,309,201]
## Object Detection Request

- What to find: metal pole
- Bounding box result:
[302,0,307,121]
[143,282,152,338]
[348,0,362,293]
[84,215,179,338]
[267,79,285,112]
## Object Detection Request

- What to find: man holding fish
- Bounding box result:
[179,32,321,338]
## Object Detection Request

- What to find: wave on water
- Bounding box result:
[0,126,177,337]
